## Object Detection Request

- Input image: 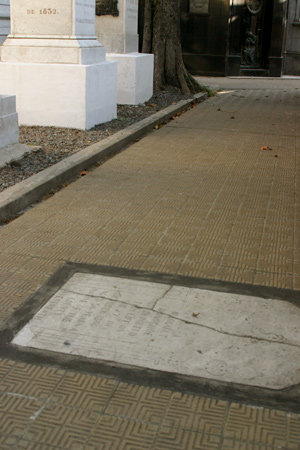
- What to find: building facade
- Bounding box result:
[139,0,300,77]
[180,0,300,76]
[1,1,299,76]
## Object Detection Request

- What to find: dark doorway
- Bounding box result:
[227,0,286,77]
[240,0,274,75]
[138,0,286,77]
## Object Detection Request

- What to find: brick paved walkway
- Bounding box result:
[0,78,299,449]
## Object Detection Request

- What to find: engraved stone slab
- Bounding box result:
[96,0,119,16]
[12,273,300,389]
[190,0,209,14]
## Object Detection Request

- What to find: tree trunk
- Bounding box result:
[142,0,200,94]
[142,0,152,53]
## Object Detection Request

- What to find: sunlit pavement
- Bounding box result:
[0,77,299,449]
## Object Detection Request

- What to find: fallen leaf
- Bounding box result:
[80,170,88,176]
[261,146,272,150]
[192,312,200,318]
[171,112,182,120]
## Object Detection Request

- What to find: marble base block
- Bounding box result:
[106,52,154,105]
[0,61,117,129]
[1,38,106,65]
[97,32,138,54]
[0,95,19,149]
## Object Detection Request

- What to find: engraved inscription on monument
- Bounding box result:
[11,0,65,36]
[12,273,300,390]
[27,8,59,15]
[96,0,119,16]
[75,0,95,36]
[190,0,209,14]
[11,0,96,37]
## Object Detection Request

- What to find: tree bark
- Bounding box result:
[142,0,152,53]
[142,0,200,94]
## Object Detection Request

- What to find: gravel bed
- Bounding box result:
[0,86,192,193]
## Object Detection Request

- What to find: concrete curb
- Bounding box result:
[0,92,208,223]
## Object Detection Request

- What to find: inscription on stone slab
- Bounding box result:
[12,273,300,389]
[96,0,119,16]
[75,0,95,36]
[190,0,209,14]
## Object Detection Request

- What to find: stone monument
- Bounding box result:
[95,0,153,105]
[0,0,10,45]
[0,94,18,149]
[0,0,117,129]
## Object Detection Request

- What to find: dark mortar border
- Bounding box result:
[0,92,208,224]
[0,261,299,413]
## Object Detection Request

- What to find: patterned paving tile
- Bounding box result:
[0,363,64,400]
[0,434,20,450]
[221,439,274,449]
[0,359,14,381]
[154,426,221,450]
[22,403,99,448]
[162,393,228,434]
[105,383,172,425]
[86,415,158,450]
[16,441,61,450]
[287,413,300,450]
[0,82,299,449]
[0,392,44,438]
[50,372,117,413]
[224,403,288,447]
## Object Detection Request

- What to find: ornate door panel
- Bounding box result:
[241,0,273,71]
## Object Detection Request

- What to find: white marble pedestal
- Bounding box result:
[106,52,154,105]
[0,61,117,129]
[96,0,153,105]
[0,0,117,129]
